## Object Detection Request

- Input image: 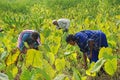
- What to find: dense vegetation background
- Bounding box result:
[0,0,120,80]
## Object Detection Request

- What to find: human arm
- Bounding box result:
[88,39,94,59]
[83,53,87,69]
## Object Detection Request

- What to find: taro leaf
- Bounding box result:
[91,58,106,73]
[99,47,113,59]
[5,49,20,66]
[32,68,51,80]
[54,74,66,80]
[73,68,82,80]
[20,69,32,80]
[0,73,9,80]
[104,58,117,76]
[25,49,43,68]
[86,62,96,76]
[55,58,65,71]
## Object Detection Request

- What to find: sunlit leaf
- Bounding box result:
[64,77,70,80]
[53,36,61,44]
[73,68,82,80]
[25,49,43,68]
[84,18,90,25]
[40,33,45,44]
[108,40,116,48]
[5,49,20,66]
[81,76,87,80]
[91,58,106,73]
[44,44,51,52]
[24,42,29,48]
[70,53,77,61]
[98,47,113,59]
[42,59,55,79]
[47,52,55,65]
[104,58,117,76]
[0,51,7,60]
[20,68,32,80]
[0,73,9,80]
[86,62,96,76]
[12,66,18,78]
[0,48,4,54]
[0,63,6,70]
[50,43,61,54]
[55,58,65,71]
[32,68,51,80]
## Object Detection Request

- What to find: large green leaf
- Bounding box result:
[0,73,9,80]
[73,68,82,80]
[25,49,43,68]
[50,43,60,54]
[104,58,117,76]
[91,58,106,73]
[32,68,51,80]
[42,59,55,79]
[5,49,20,66]
[55,58,65,71]
[0,63,6,70]
[86,62,96,76]
[99,47,113,59]
[47,52,55,65]
[20,68,32,80]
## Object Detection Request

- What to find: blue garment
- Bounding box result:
[74,30,108,62]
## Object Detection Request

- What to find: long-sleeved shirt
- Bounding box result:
[74,30,108,62]
[56,18,70,30]
[17,30,40,51]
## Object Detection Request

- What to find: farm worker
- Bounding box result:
[52,18,70,32]
[17,30,41,53]
[66,30,108,68]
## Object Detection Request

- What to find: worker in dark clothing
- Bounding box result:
[66,30,108,68]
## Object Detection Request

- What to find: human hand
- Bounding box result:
[88,53,92,59]
[22,47,27,54]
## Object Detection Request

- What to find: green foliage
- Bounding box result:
[25,49,43,68]
[73,68,82,80]
[99,47,113,59]
[20,68,32,80]
[0,0,119,79]
[91,58,106,73]
[86,62,96,77]
[104,58,117,76]
[0,73,9,80]
[0,0,41,13]
[55,58,66,71]
[31,68,51,80]
[5,49,20,66]
[87,47,118,76]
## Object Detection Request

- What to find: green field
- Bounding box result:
[0,0,120,80]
